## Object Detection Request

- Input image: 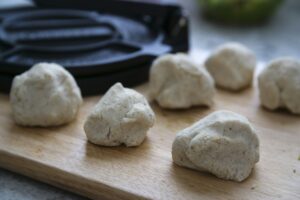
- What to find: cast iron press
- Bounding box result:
[0,0,189,95]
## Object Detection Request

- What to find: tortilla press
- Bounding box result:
[0,0,189,95]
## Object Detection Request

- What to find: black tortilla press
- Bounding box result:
[0,0,189,95]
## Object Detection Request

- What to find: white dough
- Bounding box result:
[84,83,155,147]
[205,42,256,91]
[172,110,259,182]
[258,57,300,114]
[10,63,82,126]
[149,53,215,109]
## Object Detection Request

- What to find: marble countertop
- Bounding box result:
[0,0,299,199]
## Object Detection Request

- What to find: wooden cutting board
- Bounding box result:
[0,83,299,200]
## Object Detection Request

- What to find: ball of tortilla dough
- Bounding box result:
[10,63,82,126]
[84,83,155,147]
[149,53,215,109]
[172,110,259,182]
[258,57,300,114]
[205,42,256,91]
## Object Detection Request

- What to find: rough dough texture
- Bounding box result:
[149,53,215,109]
[205,42,256,91]
[172,110,259,182]
[84,83,155,147]
[10,63,82,126]
[258,57,300,114]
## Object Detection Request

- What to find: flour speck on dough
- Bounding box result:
[205,42,256,91]
[84,83,155,147]
[258,57,300,114]
[172,110,259,182]
[10,63,82,126]
[149,53,215,109]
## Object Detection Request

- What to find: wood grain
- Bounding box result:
[0,83,299,200]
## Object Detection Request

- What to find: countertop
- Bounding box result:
[0,0,299,199]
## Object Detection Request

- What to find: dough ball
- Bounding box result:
[84,83,155,147]
[172,110,259,182]
[149,53,215,109]
[258,57,300,114]
[205,42,256,91]
[10,63,82,126]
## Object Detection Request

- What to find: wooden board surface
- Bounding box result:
[0,82,300,200]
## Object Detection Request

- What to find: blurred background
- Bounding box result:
[180,0,300,63]
[0,0,299,199]
[1,0,299,63]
